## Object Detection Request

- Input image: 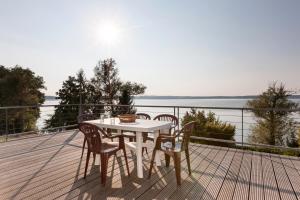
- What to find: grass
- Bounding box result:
[239,145,300,157]
[191,140,300,157]
[0,135,7,143]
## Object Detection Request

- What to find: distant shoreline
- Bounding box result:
[134,95,300,100]
[45,95,300,100]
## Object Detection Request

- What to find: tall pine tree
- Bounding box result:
[91,59,146,115]
[247,83,299,147]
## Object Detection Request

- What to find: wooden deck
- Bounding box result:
[1,131,300,200]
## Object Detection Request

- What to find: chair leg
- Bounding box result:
[142,147,148,156]
[81,137,86,157]
[129,138,133,142]
[123,148,130,176]
[165,153,170,167]
[84,150,91,178]
[174,152,181,186]
[185,148,192,175]
[100,154,109,186]
[148,149,157,179]
[93,152,96,163]
[142,133,148,156]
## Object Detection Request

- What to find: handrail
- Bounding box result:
[1,103,299,153]
[0,103,299,112]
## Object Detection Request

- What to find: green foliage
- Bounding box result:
[45,70,102,129]
[45,58,146,129]
[0,65,45,134]
[92,59,122,106]
[238,146,300,157]
[115,88,136,115]
[247,82,299,147]
[120,81,146,96]
[181,109,235,147]
[91,58,146,115]
[0,65,45,106]
[298,128,300,147]
[0,136,5,143]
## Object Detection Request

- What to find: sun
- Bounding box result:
[96,21,121,46]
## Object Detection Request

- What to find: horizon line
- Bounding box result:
[45,94,300,99]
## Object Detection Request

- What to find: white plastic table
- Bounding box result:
[85,118,172,178]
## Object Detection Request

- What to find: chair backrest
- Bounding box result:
[79,123,108,153]
[77,114,98,123]
[153,114,179,127]
[136,113,151,120]
[180,121,196,151]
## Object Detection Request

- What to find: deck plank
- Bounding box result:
[232,150,252,200]
[249,151,264,200]
[152,145,214,200]
[280,155,300,199]
[1,131,300,200]
[261,153,281,200]
[271,154,297,200]
[94,145,203,200]
[184,146,228,199]
[201,148,236,199]
[162,146,218,200]
[216,149,244,200]
[132,145,205,200]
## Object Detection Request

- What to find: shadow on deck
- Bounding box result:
[0,131,300,200]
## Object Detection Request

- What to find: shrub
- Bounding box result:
[181,109,235,147]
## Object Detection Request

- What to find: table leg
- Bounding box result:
[136,132,143,178]
[153,131,161,166]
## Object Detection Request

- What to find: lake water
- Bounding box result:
[40,98,300,143]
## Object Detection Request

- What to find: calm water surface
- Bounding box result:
[40,98,300,143]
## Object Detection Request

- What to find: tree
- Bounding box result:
[92,59,121,106]
[114,81,146,115]
[45,58,146,130]
[120,81,146,96]
[297,127,300,147]
[91,59,146,115]
[115,88,136,115]
[0,65,45,134]
[247,82,298,147]
[181,109,235,147]
[45,70,101,130]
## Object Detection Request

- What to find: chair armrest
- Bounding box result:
[106,134,121,139]
[172,130,182,138]
[159,134,176,144]
[159,134,176,139]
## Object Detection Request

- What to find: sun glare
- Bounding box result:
[96,21,121,46]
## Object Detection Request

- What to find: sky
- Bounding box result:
[0,0,299,96]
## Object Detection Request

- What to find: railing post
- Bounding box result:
[78,96,83,123]
[173,107,176,116]
[5,108,8,142]
[177,107,180,131]
[241,108,244,146]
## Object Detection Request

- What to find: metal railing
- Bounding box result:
[0,103,300,152]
